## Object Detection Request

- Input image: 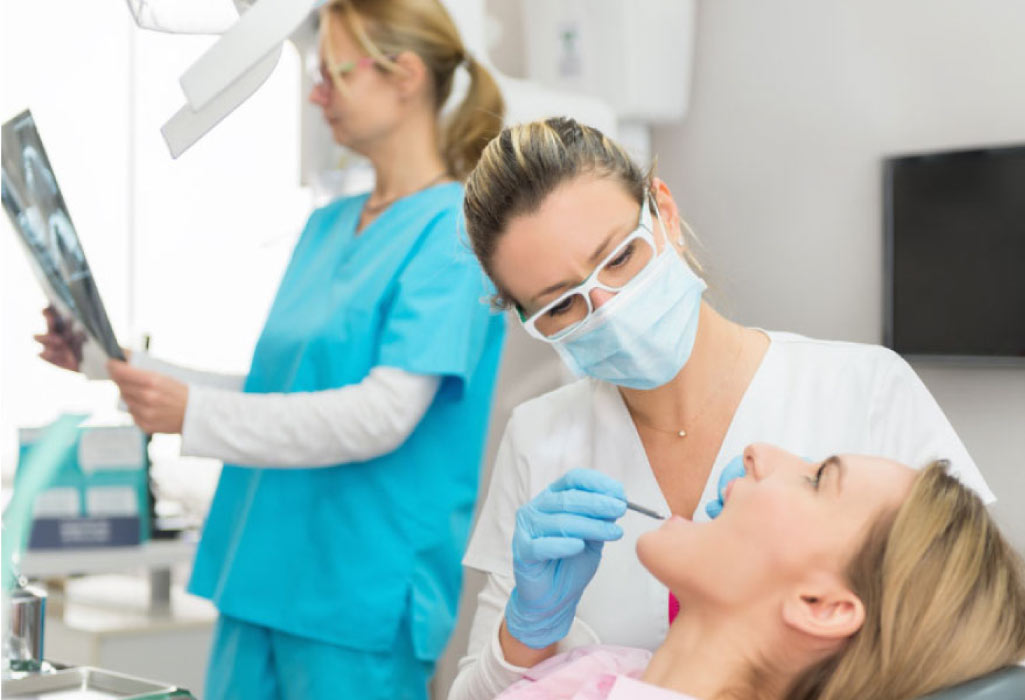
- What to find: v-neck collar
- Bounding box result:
[597,330,777,519]
[352,181,461,237]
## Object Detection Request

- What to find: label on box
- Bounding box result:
[78,426,145,473]
[60,518,113,544]
[28,517,141,548]
[32,488,81,517]
[18,426,47,444]
[86,486,140,516]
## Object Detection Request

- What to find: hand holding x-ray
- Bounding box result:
[2,110,125,368]
[34,306,87,372]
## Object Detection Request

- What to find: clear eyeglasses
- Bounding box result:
[306,52,388,97]
[519,196,666,341]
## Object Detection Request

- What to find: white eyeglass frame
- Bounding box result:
[519,194,669,343]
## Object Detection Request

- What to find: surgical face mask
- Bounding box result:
[522,197,706,390]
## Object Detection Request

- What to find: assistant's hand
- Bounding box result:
[107,360,188,435]
[34,306,86,372]
[704,455,747,519]
[505,468,627,649]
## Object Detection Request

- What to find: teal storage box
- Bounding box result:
[17,422,150,549]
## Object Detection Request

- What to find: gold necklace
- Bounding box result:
[627,327,746,439]
[363,170,449,215]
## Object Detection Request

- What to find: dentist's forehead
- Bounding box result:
[491,177,639,308]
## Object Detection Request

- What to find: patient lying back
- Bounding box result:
[498,446,1025,700]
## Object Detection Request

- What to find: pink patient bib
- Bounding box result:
[496,646,699,699]
[669,592,680,624]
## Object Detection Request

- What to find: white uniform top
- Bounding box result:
[449,331,995,700]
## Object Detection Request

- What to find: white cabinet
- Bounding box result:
[522,0,696,123]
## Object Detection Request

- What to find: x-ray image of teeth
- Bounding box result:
[2,109,125,361]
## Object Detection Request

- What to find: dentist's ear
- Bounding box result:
[781,576,865,643]
[649,178,686,250]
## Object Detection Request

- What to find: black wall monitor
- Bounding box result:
[884,144,1025,360]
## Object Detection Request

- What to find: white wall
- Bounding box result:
[1,0,135,476]
[651,0,1025,550]
[1,1,308,498]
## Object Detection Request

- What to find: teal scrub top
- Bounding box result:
[188,183,505,660]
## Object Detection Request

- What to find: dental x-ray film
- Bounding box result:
[2,109,125,361]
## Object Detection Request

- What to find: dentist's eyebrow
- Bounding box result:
[587,228,620,264]
[530,279,576,307]
[529,223,629,305]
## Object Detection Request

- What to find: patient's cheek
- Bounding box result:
[738,488,805,539]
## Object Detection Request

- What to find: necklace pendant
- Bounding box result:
[678,429,687,438]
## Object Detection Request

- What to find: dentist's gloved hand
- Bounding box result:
[704,455,746,519]
[505,468,627,649]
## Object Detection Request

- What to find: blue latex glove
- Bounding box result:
[704,455,747,519]
[505,468,628,649]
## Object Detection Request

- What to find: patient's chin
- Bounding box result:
[636,531,661,574]
[636,528,683,590]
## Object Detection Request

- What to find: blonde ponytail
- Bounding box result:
[443,55,504,180]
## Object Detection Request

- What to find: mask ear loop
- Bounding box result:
[650,189,705,279]
[647,181,697,249]
[648,192,679,251]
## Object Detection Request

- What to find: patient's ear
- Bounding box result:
[781,576,865,641]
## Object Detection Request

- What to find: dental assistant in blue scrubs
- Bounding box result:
[38,2,507,697]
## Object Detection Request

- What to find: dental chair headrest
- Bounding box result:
[918,665,1025,699]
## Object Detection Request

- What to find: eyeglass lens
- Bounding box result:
[532,235,655,338]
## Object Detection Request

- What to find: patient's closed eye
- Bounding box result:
[805,465,825,490]
[806,456,843,493]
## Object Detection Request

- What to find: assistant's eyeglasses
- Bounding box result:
[306,52,395,97]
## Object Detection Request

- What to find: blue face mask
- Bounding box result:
[551,230,707,390]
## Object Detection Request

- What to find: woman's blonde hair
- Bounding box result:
[789,461,1025,700]
[322,0,504,180]
[463,117,702,309]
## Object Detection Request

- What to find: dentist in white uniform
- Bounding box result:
[446,117,994,700]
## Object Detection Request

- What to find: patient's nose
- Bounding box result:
[745,444,814,482]
[743,444,768,480]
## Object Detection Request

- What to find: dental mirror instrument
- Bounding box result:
[626,500,666,520]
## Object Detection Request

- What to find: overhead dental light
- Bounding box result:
[120,0,620,190]
[124,0,322,158]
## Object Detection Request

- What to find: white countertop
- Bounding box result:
[17,538,197,578]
